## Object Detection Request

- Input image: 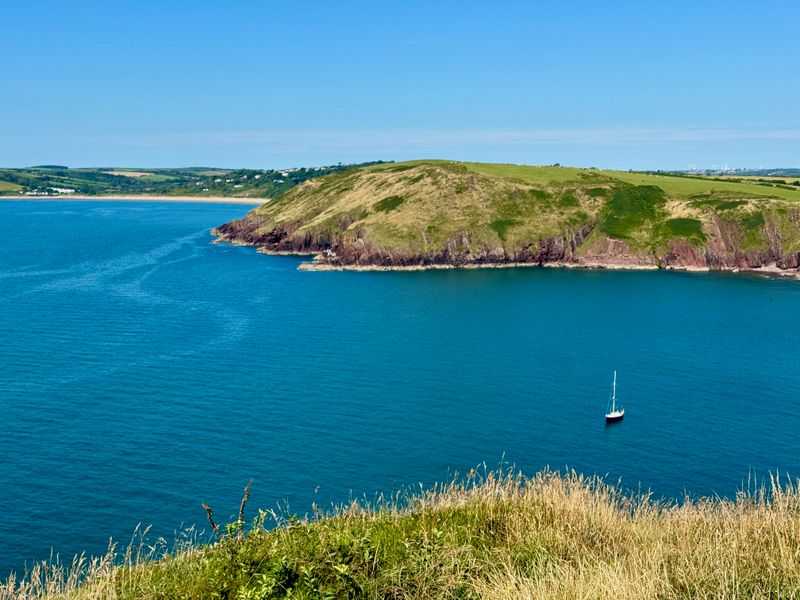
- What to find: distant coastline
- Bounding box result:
[297,259,799,278]
[0,195,264,205]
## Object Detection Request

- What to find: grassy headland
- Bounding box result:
[214,160,800,275]
[4,470,800,599]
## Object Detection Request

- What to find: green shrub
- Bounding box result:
[489,219,522,241]
[374,195,405,212]
[657,218,706,243]
[600,185,666,240]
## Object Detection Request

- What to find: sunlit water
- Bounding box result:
[1,200,799,576]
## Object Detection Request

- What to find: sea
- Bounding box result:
[1,199,799,577]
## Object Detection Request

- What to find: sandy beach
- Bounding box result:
[0,195,265,205]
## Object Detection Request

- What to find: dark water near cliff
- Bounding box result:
[1,200,800,576]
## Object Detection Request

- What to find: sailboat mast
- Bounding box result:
[611,370,617,412]
[605,370,624,422]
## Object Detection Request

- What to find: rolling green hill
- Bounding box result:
[0,162,384,198]
[214,160,800,274]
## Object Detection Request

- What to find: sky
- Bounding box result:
[1,0,798,170]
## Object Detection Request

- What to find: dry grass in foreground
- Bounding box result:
[3,469,800,599]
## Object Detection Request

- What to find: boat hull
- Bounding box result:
[605,410,624,423]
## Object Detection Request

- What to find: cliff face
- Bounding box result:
[214,219,597,266]
[213,161,800,274]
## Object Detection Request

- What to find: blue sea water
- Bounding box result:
[1,200,800,576]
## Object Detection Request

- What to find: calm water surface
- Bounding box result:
[1,200,799,575]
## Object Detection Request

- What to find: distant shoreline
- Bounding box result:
[0,195,265,205]
[298,257,800,279]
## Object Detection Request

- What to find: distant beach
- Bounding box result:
[0,195,264,205]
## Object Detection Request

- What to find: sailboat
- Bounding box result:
[605,370,625,423]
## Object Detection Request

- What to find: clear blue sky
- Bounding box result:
[1,0,797,169]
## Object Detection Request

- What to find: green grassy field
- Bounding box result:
[607,171,800,201]
[462,162,800,201]
[367,161,800,201]
[5,469,800,599]
[0,180,22,192]
[460,162,596,184]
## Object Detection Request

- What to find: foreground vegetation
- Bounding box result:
[215,160,800,272]
[5,469,800,599]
